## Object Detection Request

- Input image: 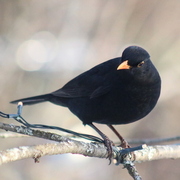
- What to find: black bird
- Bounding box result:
[11,46,161,159]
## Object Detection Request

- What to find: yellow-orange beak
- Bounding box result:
[117,60,131,70]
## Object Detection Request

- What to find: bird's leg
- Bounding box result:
[88,123,114,162]
[107,125,130,148]
[107,125,136,161]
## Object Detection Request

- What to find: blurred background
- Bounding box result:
[0,0,180,179]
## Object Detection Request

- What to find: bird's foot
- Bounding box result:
[120,139,136,161]
[120,139,130,149]
[88,123,115,164]
[103,137,115,164]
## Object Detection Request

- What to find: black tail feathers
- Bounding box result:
[10,94,51,105]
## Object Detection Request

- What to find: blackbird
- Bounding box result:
[11,46,161,159]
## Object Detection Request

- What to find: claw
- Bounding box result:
[88,123,115,164]
[103,137,114,164]
[119,139,136,161]
[120,139,130,148]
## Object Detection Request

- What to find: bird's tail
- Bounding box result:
[10,94,51,105]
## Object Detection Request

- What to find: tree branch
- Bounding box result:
[1,115,180,180]
[0,132,28,138]
[0,140,108,165]
[1,122,180,164]
[1,138,180,165]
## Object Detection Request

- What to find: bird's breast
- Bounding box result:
[93,81,160,125]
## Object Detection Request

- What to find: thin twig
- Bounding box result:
[124,163,142,180]
[1,131,180,147]
[0,122,74,143]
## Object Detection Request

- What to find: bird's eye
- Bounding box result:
[137,61,144,68]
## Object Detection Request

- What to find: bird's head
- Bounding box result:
[117,46,160,84]
[117,46,150,70]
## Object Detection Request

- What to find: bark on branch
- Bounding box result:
[1,132,180,164]
[0,122,180,180]
[0,122,180,163]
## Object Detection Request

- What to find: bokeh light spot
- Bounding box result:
[16,31,58,71]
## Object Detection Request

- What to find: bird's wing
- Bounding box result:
[52,58,121,98]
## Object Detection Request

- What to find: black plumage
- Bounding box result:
[11,46,161,159]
